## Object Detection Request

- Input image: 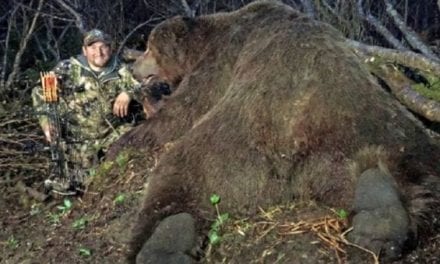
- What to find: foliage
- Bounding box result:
[72,217,88,230]
[116,151,130,172]
[98,161,114,175]
[47,212,61,225]
[78,246,92,257]
[209,194,230,245]
[57,198,73,215]
[6,235,19,249]
[46,199,74,226]
[113,193,126,205]
[412,73,440,102]
[335,209,348,220]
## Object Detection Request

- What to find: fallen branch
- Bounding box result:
[356,0,408,51]
[348,40,440,75]
[371,64,440,122]
[383,0,439,61]
[348,40,440,123]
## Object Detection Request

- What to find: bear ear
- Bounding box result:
[166,16,198,44]
[181,16,198,32]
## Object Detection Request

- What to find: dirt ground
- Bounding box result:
[1,157,439,264]
[1,123,439,264]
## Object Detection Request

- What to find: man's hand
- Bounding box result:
[113,92,131,117]
[42,123,53,143]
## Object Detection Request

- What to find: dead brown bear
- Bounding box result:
[112,0,440,262]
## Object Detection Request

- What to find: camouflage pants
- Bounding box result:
[66,124,133,170]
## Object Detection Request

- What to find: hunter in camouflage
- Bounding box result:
[32,29,141,170]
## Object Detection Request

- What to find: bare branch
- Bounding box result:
[191,0,203,12]
[348,40,440,122]
[348,40,440,75]
[180,0,195,17]
[299,0,315,18]
[54,0,87,33]
[320,0,338,17]
[383,0,439,61]
[16,2,75,22]
[357,0,408,51]
[117,17,162,56]
[0,6,19,89]
[32,35,48,62]
[373,64,440,122]
[5,0,44,91]
[0,9,12,23]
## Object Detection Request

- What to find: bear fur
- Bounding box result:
[112,0,440,262]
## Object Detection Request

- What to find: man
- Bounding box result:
[32,29,143,191]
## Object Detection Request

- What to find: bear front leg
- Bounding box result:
[136,213,197,264]
[348,168,411,260]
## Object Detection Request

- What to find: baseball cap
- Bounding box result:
[83,29,112,46]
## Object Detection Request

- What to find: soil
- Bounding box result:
[1,119,439,264]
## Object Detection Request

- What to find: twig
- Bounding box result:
[116,17,162,56]
[255,222,278,243]
[356,0,408,51]
[383,0,439,61]
[339,228,380,264]
[54,0,87,33]
[5,0,45,90]
[180,0,194,17]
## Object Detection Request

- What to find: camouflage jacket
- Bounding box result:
[32,55,141,142]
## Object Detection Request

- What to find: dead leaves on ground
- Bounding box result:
[227,205,380,264]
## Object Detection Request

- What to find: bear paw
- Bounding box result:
[348,168,410,260]
[136,213,196,264]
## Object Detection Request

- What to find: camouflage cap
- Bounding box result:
[83,29,112,46]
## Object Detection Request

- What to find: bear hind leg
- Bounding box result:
[348,168,411,260]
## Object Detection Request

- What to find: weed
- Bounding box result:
[46,199,74,226]
[72,217,88,230]
[100,161,114,174]
[47,212,61,225]
[57,198,73,215]
[88,167,96,177]
[116,151,129,172]
[335,208,348,219]
[113,193,126,205]
[6,235,19,249]
[78,246,92,257]
[208,194,229,245]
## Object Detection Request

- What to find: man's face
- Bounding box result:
[82,41,112,69]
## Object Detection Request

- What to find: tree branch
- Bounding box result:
[356,0,408,51]
[348,40,440,123]
[347,40,440,75]
[0,6,18,90]
[373,64,440,122]
[180,0,195,17]
[54,0,87,33]
[299,0,315,18]
[4,0,44,91]
[0,9,12,23]
[383,0,439,61]
[116,17,162,56]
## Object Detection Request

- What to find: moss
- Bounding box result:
[411,73,440,102]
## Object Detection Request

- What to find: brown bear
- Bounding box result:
[114,0,440,262]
